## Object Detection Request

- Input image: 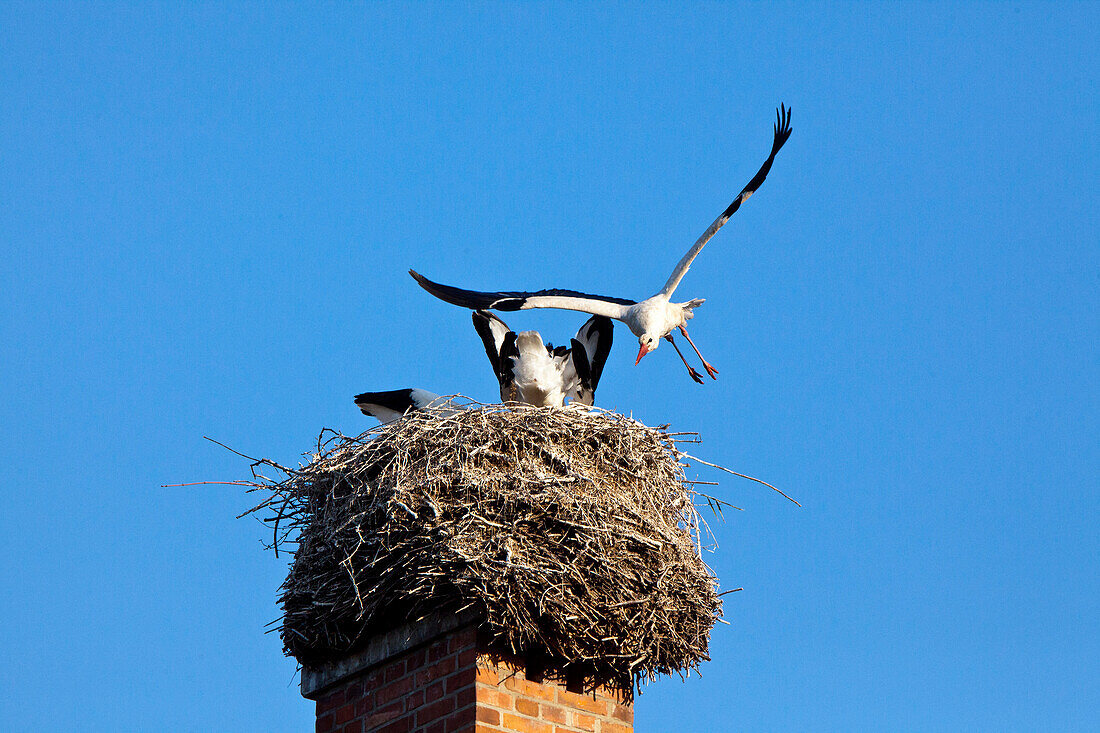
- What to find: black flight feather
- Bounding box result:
[410,269,636,312]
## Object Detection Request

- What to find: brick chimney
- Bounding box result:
[304,613,633,733]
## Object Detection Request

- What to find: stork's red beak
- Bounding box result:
[635,343,652,365]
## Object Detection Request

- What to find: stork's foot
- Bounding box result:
[666,333,707,384]
[678,325,719,381]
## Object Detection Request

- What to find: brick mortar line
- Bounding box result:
[473,684,626,714]
[477,702,622,727]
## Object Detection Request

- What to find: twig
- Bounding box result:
[679,451,801,507]
[162,480,255,487]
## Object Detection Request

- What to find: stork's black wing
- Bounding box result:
[410,269,635,318]
[660,104,793,297]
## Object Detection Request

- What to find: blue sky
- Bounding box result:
[1,3,1096,731]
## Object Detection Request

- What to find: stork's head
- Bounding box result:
[635,333,660,364]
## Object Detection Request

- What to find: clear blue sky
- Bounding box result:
[1,3,1096,731]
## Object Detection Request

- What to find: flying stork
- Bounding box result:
[410,104,792,383]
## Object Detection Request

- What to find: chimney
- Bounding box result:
[304,613,633,733]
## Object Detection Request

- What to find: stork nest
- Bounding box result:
[240,401,726,694]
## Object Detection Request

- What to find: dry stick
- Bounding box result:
[698,494,743,514]
[204,435,265,464]
[162,480,255,487]
[680,451,801,507]
[270,492,294,558]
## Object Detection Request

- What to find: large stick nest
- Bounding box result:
[243,401,723,694]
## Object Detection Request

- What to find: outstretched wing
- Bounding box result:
[471,310,512,383]
[660,104,793,298]
[410,270,634,321]
[497,331,519,402]
[563,315,614,406]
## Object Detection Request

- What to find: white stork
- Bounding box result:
[472,310,613,407]
[355,311,613,421]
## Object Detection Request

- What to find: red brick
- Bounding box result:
[502,712,553,733]
[610,704,633,723]
[376,676,415,706]
[446,667,476,693]
[454,685,476,709]
[362,703,404,729]
[475,725,502,733]
[317,713,336,733]
[335,703,356,725]
[444,705,476,732]
[540,705,567,724]
[476,684,512,709]
[423,720,447,733]
[405,689,425,711]
[456,646,478,668]
[341,723,363,733]
[529,682,558,702]
[427,639,450,663]
[555,690,607,716]
[576,695,611,713]
[406,648,427,670]
[513,677,536,697]
[355,695,385,717]
[419,655,457,685]
[384,661,407,684]
[375,713,414,733]
[571,713,596,732]
[476,707,500,726]
[475,664,500,685]
[417,696,457,726]
[599,722,632,733]
[426,680,445,702]
[319,690,345,714]
[514,697,539,717]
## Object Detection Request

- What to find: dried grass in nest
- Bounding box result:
[241,400,727,694]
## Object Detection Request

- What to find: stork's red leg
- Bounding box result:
[665,335,705,384]
[678,326,719,380]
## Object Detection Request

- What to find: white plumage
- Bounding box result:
[472,310,613,407]
[353,310,613,423]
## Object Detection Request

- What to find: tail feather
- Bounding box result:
[354,388,444,423]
